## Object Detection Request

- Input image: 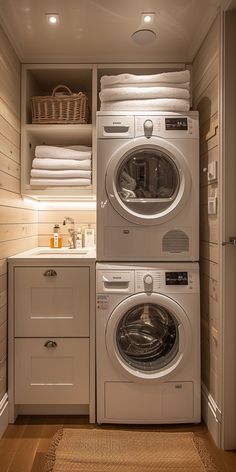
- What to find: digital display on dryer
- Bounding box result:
[165,272,188,285]
[165,118,188,130]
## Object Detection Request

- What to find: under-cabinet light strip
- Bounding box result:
[23,197,96,210]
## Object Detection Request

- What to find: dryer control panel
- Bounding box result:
[135,114,199,138]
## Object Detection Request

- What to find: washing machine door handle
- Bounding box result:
[178,323,185,353]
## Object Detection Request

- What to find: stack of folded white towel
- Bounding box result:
[30,145,92,186]
[99,70,191,112]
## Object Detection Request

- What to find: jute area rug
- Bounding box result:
[44,428,219,472]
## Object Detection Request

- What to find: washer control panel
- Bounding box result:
[136,271,161,292]
[135,269,198,293]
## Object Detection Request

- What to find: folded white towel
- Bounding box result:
[101,70,190,88]
[35,145,92,160]
[99,86,190,102]
[100,98,190,112]
[68,145,92,151]
[30,178,91,186]
[31,169,91,178]
[101,82,190,90]
[32,158,91,170]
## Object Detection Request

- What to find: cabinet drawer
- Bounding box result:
[15,267,89,337]
[15,338,89,404]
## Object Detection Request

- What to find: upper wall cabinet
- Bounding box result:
[21,64,96,200]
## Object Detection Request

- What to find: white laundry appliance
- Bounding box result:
[96,262,201,424]
[96,111,199,261]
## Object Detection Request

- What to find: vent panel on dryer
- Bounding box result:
[162,230,189,253]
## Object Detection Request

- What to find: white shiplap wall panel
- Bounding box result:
[192,15,220,414]
[0,25,38,410]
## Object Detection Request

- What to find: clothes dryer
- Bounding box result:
[97,111,199,261]
[96,262,201,424]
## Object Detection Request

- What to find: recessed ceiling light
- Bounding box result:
[45,13,60,25]
[141,12,156,26]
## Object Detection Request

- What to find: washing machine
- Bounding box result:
[96,262,201,424]
[97,111,199,261]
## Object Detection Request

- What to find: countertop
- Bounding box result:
[8,246,96,263]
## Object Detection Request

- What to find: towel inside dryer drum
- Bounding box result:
[118,149,179,201]
[116,303,179,372]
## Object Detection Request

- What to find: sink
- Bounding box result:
[36,248,89,255]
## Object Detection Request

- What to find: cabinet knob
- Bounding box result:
[44,340,58,348]
[43,269,57,277]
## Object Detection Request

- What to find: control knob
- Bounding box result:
[143,274,153,285]
[144,119,153,132]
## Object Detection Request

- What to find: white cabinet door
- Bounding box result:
[15,267,89,337]
[15,338,89,404]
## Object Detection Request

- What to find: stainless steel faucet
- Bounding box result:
[63,217,77,249]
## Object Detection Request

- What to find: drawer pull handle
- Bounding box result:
[44,340,58,348]
[44,269,57,277]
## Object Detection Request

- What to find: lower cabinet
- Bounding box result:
[8,257,95,423]
[15,338,89,404]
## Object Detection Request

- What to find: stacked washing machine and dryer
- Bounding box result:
[96,111,201,424]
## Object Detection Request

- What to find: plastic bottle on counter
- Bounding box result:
[76,227,83,248]
[50,224,62,248]
[84,224,95,247]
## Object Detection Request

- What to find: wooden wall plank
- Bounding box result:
[0,153,20,179]
[0,171,20,193]
[0,207,38,224]
[192,54,218,100]
[0,223,38,242]
[0,189,37,209]
[0,132,20,163]
[38,210,96,224]
[0,306,7,327]
[0,98,20,132]
[0,115,20,147]
[0,261,7,278]
[0,237,38,260]
[192,17,220,88]
[193,76,219,125]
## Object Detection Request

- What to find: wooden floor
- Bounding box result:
[0,416,235,472]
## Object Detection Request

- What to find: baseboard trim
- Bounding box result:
[0,394,8,439]
[201,383,221,447]
[17,404,89,415]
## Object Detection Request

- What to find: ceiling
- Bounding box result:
[0,0,227,63]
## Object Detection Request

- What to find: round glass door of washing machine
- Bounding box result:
[105,292,192,381]
[106,138,191,225]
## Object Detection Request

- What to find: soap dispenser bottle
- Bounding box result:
[50,224,62,248]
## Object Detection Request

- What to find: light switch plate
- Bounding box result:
[208,196,217,214]
[208,161,217,182]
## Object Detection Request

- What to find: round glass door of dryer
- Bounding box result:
[106,139,191,225]
[117,149,179,215]
[105,292,192,381]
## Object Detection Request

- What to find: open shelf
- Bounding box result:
[21,64,95,200]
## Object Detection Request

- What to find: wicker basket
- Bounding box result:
[31,85,89,124]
